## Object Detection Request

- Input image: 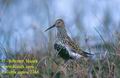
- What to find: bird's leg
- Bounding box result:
[87,63,94,78]
[62,60,71,69]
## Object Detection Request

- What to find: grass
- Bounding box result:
[0,27,119,78]
[0,0,120,77]
[0,44,120,78]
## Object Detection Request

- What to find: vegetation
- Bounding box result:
[0,0,120,78]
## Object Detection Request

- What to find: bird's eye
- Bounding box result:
[58,21,60,23]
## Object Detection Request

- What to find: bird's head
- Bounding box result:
[45,19,65,31]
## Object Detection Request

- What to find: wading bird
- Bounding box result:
[45,19,92,59]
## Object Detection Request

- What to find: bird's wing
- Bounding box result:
[65,35,93,57]
[64,35,81,53]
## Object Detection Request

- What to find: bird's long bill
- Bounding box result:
[45,24,55,32]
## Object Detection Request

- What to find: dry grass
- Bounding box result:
[0,27,119,78]
[0,23,119,78]
[0,38,120,78]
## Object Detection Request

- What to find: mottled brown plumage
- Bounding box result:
[45,19,91,57]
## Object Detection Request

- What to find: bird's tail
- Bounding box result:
[81,51,93,58]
